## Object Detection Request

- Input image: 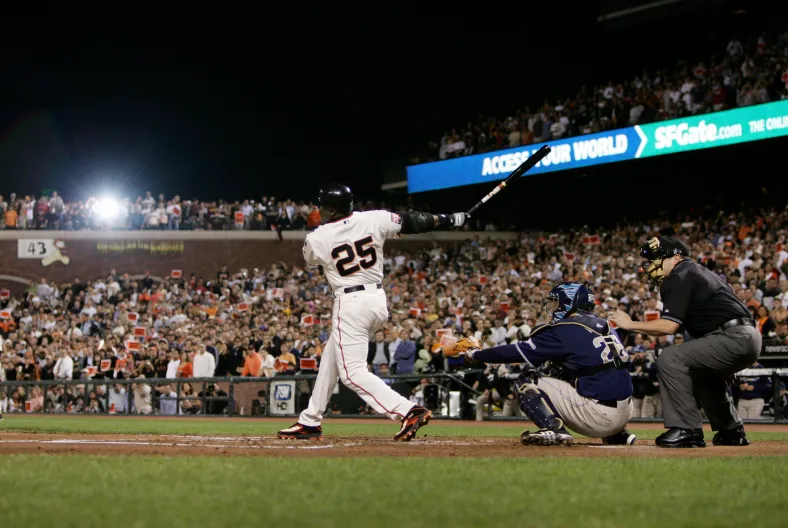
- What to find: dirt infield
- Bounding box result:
[2,419,787,458]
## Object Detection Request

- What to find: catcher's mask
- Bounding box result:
[640,236,689,290]
[545,282,596,323]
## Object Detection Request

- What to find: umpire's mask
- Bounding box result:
[640,236,688,291]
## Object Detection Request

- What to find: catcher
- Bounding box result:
[443,282,636,446]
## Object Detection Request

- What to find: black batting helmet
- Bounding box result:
[318,183,353,217]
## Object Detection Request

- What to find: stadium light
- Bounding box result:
[93,198,120,220]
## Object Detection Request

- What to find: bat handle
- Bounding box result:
[466,203,480,216]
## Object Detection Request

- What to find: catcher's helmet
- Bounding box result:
[546,282,596,323]
[318,183,353,218]
[640,236,689,290]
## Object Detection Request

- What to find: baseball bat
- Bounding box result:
[465,144,551,216]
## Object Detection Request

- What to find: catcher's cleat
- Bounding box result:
[394,406,432,441]
[277,423,323,440]
[520,428,574,446]
[441,336,481,358]
[602,429,637,445]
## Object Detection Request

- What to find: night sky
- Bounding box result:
[0,2,776,208]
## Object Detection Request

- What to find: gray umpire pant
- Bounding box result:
[656,324,761,431]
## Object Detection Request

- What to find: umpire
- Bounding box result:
[610,236,760,448]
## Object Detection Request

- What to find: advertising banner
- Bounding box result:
[407,100,788,193]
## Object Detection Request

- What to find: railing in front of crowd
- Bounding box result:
[0,368,785,423]
[0,370,486,421]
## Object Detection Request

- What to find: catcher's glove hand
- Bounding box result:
[442,336,481,358]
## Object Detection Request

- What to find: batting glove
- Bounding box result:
[438,213,470,228]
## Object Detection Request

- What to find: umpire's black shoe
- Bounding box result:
[712,425,750,446]
[655,427,706,448]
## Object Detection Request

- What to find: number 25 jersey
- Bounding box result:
[303,210,403,291]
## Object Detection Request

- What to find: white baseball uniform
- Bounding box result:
[298,210,415,425]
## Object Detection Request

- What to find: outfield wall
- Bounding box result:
[0,230,517,293]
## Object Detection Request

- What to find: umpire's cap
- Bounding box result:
[640,236,690,261]
[318,183,354,217]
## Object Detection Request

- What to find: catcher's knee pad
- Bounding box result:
[515,374,564,431]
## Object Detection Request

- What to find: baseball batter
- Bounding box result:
[277,183,468,441]
[443,282,636,446]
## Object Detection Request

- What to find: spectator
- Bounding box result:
[474,364,519,421]
[259,347,275,378]
[180,382,199,414]
[192,346,216,378]
[756,305,777,336]
[108,383,127,413]
[176,353,193,378]
[165,351,181,379]
[241,347,262,377]
[394,329,416,375]
[132,376,152,415]
[490,318,507,347]
[736,361,772,419]
[28,386,45,412]
[276,343,297,374]
[53,350,74,380]
[157,384,178,415]
[771,299,787,326]
[367,329,391,374]
[4,203,17,230]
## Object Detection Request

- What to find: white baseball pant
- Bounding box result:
[537,377,633,438]
[298,287,414,426]
[736,398,765,419]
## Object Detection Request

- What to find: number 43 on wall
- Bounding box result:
[16,239,70,266]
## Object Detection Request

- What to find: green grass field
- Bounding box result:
[1,416,787,528]
[3,415,788,441]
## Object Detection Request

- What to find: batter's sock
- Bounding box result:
[472,344,526,364]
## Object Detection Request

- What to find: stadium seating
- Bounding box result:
[1,204,785,418]
[413,29,788,163]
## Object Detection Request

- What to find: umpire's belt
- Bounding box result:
[337,283,382,295]
[721,318,756,331]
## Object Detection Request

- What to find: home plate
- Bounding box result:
[589,445,653,449]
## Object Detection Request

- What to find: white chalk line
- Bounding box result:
[158,435,475,445]
[0,439,337,450]
[0,437,476,449]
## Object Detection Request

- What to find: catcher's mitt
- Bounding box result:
[442,336,481,357]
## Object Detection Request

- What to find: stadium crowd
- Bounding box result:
[415,28,788,162]
[1,204,786,419]
[0,192,433,233]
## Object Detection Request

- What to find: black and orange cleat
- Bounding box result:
[277,423,323,440]
[393,406,432,441]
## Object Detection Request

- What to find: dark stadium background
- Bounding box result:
[0,0,783,230]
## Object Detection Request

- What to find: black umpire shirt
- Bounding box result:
[659,259,750,338]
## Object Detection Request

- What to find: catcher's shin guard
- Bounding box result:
[515,374,566,432]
